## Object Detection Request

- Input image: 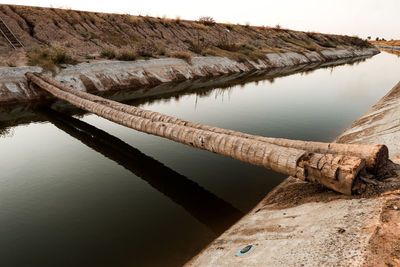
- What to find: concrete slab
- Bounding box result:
[187,82,400,266]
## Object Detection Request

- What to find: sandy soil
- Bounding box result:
[371,40,400,47]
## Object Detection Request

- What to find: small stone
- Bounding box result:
[338,228,346,234]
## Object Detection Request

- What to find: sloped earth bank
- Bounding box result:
[0,5,373,66]
[0,48,378,105]
[187,82,400,267]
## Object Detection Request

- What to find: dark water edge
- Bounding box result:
[0,52,399,267]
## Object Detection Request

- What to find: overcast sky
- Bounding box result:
[2,0,399,39]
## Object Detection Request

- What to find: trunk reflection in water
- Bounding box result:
[40,108,244,235]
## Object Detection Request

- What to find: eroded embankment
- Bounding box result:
[187,82,400,266]
[0,47,379,106]
[0,4,373,66]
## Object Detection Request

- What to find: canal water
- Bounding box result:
[0,52,399,267]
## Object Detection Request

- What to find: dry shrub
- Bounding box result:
[52,49,78,65]
[160,16,170,27]
[217,42,241,51]
[193,23,208,30]
[173,52,192,63]
[226,23,234,31]
[187,38,210,54]
[208,43,268,63]
[199,16,215,26]
[101,48,116,59]
[154,42,167,56]
[137,41,166,58]
[7,61,16,67]
[85,54,96,60]
[242,50,267,62]
[216,33,241,51]
[201,48,217,56]
[136,45,153,58]
[117,49,137,61]
[128,16,143,26]
[27,48,78,72]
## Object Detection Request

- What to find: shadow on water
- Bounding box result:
[38,108,244,236]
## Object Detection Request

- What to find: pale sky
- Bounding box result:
[1,0,399,40]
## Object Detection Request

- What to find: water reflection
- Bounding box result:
[40,108,244,235]
[117,56,370,107]
[0,54,373,130]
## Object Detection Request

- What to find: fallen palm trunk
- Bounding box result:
[34,73,387,172]
[27,72,366,195]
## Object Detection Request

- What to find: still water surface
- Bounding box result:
[1,52,399,267]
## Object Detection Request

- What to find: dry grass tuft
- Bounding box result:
[116,49,137,61]
[27,48,78,72]
[173,52,192,63]
[128,16,143,26]
[160,16,170,27]
[199,16,215,26]
[186,38,210,54]
[154,42,167,56]
[225,23,234,31]
[192,23,208,30]
[216,34,240,52]
[7,61,16,67]
[101,48,116,59]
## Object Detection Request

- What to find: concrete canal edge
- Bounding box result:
[0,48,378,105]
[186,82,400,266]
[375,44,400,52]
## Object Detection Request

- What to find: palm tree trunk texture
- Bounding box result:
[34,73,387,172]
[27,72,367,195]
